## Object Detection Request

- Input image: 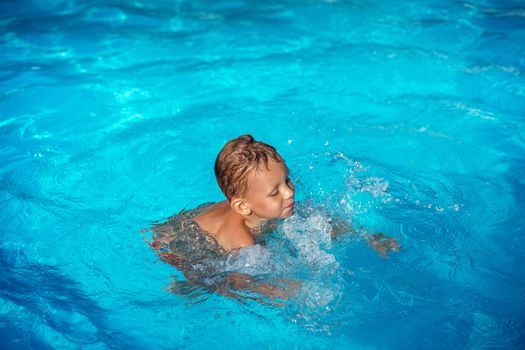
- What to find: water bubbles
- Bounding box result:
[281,210,336,268]
[221,245,274,276]
[349,176,391,199]
[299,280,339,309]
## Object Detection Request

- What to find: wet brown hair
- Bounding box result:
[214,134,283,200]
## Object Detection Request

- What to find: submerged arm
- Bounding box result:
[329,215,356,240]
[328,214,400,257]
[214,272,300,305]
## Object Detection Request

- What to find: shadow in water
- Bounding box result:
[0,247,142,349]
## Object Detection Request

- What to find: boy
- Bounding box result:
[150,134,398,301]
[149,135,295,281]
[149,134,298,301]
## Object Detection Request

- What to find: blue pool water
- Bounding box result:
[1,0,525,348]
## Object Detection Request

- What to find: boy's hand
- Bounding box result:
[330,219,356,240]
[367,233,400,258]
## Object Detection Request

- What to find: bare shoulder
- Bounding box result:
[194,201,255,251]
[194,201,227,234]
[216,222,255,251]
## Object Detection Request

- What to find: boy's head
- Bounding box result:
[215,134,283,200]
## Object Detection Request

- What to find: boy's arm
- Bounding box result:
[328,214,400,257]
[329,216,356,239]
[217,272,300,305]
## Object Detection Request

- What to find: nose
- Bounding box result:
[283,182,294,199]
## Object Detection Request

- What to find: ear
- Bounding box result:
[230,196,252,216]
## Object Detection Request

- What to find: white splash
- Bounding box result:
[221,244,275,275]
[281,211,337,268]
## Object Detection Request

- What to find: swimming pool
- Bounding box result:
[1,0,524,348]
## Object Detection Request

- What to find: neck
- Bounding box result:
[224,204,267,233]
[242,215,268,232]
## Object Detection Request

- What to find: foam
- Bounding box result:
[220,244,275,276]
[281,210,336,268]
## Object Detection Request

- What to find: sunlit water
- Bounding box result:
[1,0,524,349]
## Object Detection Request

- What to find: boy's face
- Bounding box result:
[243,158,295,220]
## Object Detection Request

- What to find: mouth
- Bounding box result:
[285,201,295,209]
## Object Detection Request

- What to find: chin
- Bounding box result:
[282,209,294,218]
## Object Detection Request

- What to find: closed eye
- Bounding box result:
[269,176,292,197]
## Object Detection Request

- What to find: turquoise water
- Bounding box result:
[1,0,525,348]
